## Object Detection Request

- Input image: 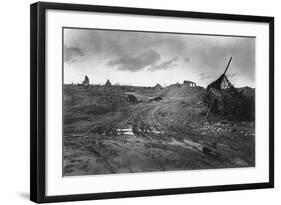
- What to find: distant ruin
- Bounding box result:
[105,79,112,86]
[183,80,196,88]
[82,75,89,86]
[154,83,162,90]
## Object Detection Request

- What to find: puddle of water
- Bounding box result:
[183,139,202,151]
[116,126,163,137]
[116,126,136,138]
[123,128,134,136]
[168,139,185,146]
[150,128,162,134]
[167,138,203,152]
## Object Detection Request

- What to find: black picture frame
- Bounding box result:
[30,2,274,203]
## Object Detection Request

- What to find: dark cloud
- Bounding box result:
[107,50,161,72]
[66,29,186,56]
[64,28,255,86]
[64,45,85,62]
[64,29,186,65]
[149,57,178,71]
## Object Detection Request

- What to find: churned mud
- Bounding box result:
[63,85,255,176]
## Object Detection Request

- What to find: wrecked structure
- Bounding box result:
[184,80,196,88]
[82,75,90,86]
[154,83,162,90]
[203,57,255,121]
[105,79,112,86]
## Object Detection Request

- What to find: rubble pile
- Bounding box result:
[203,57,255,121]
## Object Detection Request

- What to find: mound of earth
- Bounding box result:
[63,85,130,127]
[64,85,128,107]
[164,85,204,99]
[237,86,255,99]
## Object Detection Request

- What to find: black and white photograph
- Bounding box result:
[27,1,274,203]
[63,28,256,176]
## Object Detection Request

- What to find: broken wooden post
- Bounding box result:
[223,57,232,75]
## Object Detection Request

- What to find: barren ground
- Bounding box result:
[63,85,255,176]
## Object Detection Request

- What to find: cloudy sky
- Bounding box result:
[63,28,255,88]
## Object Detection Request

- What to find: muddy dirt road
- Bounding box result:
[64,94,255,176]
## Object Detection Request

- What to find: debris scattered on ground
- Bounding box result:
[63,68,255,176]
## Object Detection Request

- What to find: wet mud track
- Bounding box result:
[64,98,255,176]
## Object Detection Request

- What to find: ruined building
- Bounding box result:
[184,80,196,88]
[203,57,255,121]
[154,83,162,90]
[82,75,90,86]
[105,79,112,86]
